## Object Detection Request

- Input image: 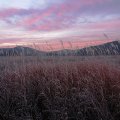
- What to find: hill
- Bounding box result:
[0,40,120,56]
[0,46,46,56]
[48,40,120,56]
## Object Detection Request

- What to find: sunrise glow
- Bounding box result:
[0,0,120,50]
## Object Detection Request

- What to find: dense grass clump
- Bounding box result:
[0,57,120,120]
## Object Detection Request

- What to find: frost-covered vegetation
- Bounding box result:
[0,56,120,120]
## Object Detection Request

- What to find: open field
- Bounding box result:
[0,56,120,120]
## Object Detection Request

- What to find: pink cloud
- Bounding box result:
[21,6,57,26]
[0,0,120,49]
[0,8,20,19]
[82,19,120,31]
[20,0,115,32]
[0,0,117,32]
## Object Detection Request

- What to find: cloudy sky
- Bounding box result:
[0,0,120,50]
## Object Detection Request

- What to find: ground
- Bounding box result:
[0,55,120,120]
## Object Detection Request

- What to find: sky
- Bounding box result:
[0,0,120,50]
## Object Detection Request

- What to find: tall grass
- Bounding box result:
[0,56,120,120]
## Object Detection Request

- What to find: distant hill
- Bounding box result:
[0,46,46,56]
[0,40,120,56]
[75,40,120,56]
[48,40,120,56]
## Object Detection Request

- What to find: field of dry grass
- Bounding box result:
[0,56,120,120]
